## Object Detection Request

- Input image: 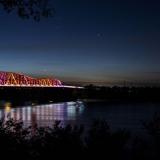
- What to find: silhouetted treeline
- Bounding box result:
[81,85,160,102]
[1,85,160,104]
[0,87,78,105]
[1,117,160,160]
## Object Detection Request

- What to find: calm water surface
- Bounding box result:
[0,101,160,133]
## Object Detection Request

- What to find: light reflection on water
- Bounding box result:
[1,101,160,134]
[0,101,85,127]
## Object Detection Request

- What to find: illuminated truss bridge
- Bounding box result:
[0,71,82,88]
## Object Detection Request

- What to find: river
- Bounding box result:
[0,100,160,134]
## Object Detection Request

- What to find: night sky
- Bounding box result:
[0,0,160,85]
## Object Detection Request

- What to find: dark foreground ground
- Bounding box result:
[0,117,160,160]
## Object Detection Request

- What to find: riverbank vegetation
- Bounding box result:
[1,86,160,105]
[0,117,160,160]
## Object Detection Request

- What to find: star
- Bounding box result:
[97,33,102,38]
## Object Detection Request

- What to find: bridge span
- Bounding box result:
[0,71,83,89]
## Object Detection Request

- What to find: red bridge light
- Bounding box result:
[0,71,63,87]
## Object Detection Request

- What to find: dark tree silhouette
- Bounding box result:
[0,0,54,21]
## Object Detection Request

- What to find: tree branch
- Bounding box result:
[0,0,54,21]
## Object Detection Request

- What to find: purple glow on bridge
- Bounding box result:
[0,71,83,89]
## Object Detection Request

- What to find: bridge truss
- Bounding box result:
[0,71,63,87]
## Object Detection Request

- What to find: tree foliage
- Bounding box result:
[0,0,54,21]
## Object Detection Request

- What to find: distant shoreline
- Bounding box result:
[0,86,160,106]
